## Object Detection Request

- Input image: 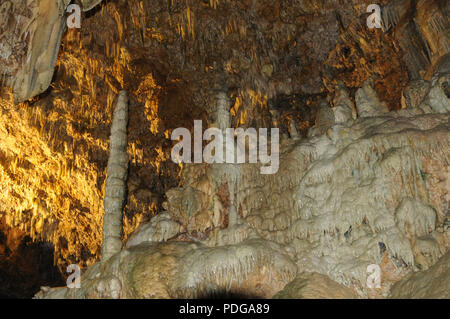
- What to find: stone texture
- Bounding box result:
[390,251,450,299]
[36,238,297,299]
[307,100,335,137]
[102,91,129,261]
[125,212,182,248]
[355,80,389,117]
[37,98,450,298]
[0,0,448,298]
[80,0,103,12]
[420,77,450,114]
[382,0,449,80]
[402,80,431,109]
[0,0,70,103]
[274,272,359,299]
[332,82,355,124]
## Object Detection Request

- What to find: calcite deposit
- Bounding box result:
[0,0,448,298]
[102,91,129,261]
[273,272,359,299]
[389,251,450,299]
[0,0,71,103]
[37,67,449,298]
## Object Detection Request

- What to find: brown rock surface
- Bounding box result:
[0,0,70,103]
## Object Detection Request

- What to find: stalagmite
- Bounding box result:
[102,91,129,261]
[308,100,335,137]
[16,0,449,300]
[80,0,103,11]
[36,72,450,300]
[355,80,389,117]
[288,119,300,140]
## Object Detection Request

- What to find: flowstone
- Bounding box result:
[37,60,450,300]
[390,251,450,299]
[273,272,359,299]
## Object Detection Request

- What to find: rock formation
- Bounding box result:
[80,0,103,12]
[332,82,355,124]
[382,0,449,79]
[102,91,129,261]
[0,0,70,103]
[273,272,359,299]
[390,251,450,299]
[36,65,450,298]
[355,80,389,117]
[0,0,448,299]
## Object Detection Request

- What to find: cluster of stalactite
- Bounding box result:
[0,0,448,298]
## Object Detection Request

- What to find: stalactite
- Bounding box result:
[80,0,103,12]
[102,91,129,261]
[355,80,389,117]
[12,0,69,103]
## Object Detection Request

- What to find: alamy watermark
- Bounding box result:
[366,264,381,288]
[366,4,382,29]
[170,121,279,175]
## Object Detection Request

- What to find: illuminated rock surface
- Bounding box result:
[0,0,448,298]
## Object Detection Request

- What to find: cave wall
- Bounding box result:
[0,0,448,298]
